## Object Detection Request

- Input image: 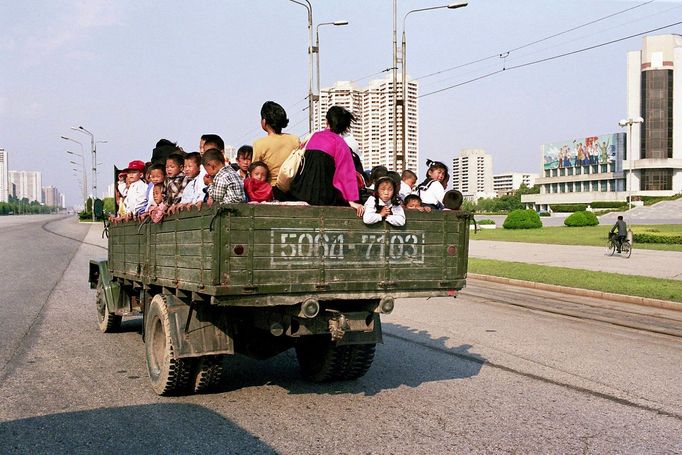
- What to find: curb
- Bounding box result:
[468,273,682,312]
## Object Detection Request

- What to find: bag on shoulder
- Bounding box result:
[276,137,309,192]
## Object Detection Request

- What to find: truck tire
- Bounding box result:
[295,338,376,382]
[145,294,194,396]
[192,355,226,394]
[96,280,121,333]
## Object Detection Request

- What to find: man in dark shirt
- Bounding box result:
[610,215,627,253]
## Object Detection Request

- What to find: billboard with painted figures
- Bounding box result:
[543,133,625,171]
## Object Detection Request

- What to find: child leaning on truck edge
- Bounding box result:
[362,175,405,227]
[203,148,246,205]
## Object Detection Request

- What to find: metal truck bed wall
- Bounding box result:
[107,204,471,304]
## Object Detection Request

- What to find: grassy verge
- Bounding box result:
[468,258,682,303]
[471,224,682,252]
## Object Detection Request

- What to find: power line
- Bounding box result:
[419,19,682,99]
[415,0,655,82]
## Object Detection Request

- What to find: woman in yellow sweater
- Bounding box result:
[252,101,300,187]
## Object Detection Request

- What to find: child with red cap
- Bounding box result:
[121,160,148,218]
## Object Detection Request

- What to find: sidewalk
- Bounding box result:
[469,240,682,281]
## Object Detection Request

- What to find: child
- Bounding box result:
[244,161,273,203]
[165,152,187,205]
[231,145,253,180]
[143,164,166,213]
[403,194,432,213]
[400,169,417,200]
[417,159,447,210]
[148,183,167,223]
[362,175,405,226]
[178,152,206,206]
[122,160,148,218]
[442,189,463,210]
[203,148,245,205]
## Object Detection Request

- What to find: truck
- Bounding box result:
[89,203,472,395]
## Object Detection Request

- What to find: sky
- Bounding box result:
[1,0,681,207]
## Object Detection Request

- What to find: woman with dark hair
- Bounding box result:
[289,106,364,215]
[252,101,300,186]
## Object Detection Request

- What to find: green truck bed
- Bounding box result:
[107,204,472,305]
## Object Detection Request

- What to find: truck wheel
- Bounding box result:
[295,338,376,382]
[145,294,194,396]
[192,355,226,394]
[96,280,121,333]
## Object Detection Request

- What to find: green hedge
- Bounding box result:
[476,219,496,225]
[503,209,542,229]
[590,201,627,209]
[564,211,599,227]
[549,204,588,212]
[632,233,682,244]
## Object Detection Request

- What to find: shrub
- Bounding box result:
[503,209,542,229]
[590,201,628,209]
[564,211,599,227]
[476,219,495,225]
[632,232,682,244]
[549,204,588,212]
[538,211,551,217]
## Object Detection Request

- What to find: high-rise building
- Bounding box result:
[0,148,8,203]
[8,170,42,203]
[314,76,419,173]
[493,172,538,196]
[451,149,495,200]
[42,186,63,207]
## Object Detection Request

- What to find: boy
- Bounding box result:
[203,148,245,205]
[165,152,187,205]
[122,160,148,217]
[179,152,206,206]
[400,169,417,200]
[143,163,166,213]
[231,145,253,180]
[403,194,432,212]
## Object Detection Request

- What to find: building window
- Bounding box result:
[567,168,574,176]
[591,181,598,191]
[601,164,607,173]
[545,170,550,178]
[640,169,672,191]
[600,180,607,192]
[559,182,566,193]
[640,69,673,159]
[551,183,558,193]
[560,168,565,176]
[592,165,598,174]
[576,167,582,175]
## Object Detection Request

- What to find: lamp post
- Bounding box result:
[314,20,348,129]
[289,0,314,133]
[70,126,106,221]
[618,116,644,210]
[400,1,468,172]
[66,150,87,204]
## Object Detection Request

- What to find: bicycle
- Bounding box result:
[607,232,632,258]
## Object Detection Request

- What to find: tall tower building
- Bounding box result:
[42,186,63,207]
[626,34,682,193]
[315,76,419,173]
[0,149,8,203]
[451,149,495,200]
[8,170,42,203]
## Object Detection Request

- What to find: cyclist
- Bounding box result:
[609,215,628,253]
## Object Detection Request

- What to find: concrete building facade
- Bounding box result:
[523,34,682,211]
[451,149,495,200]
[493,172,538,196]
[8,170,42,203]
[42,186,64,208]
[315,76,419,173]
[0,148,8,203]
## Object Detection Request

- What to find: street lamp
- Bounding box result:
[66,150,87,204]
[399,1,468,172]
[618,116,644,210]
[70,126,105,221]
[288,0,314,133]
[314,20,348,129]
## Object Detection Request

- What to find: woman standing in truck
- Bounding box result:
[289,106,364,216]
[252,101,300,188]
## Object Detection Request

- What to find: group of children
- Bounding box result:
[113,133,461,226]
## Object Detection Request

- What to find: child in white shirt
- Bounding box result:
[122,160,148,218]
[362,176,405,226]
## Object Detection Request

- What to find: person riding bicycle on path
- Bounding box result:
[610,215,628,253]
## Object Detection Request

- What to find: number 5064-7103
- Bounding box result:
[270,228,424,265]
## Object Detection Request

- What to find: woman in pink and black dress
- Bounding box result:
[289,106,364,216]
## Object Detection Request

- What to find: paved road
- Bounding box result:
[470,240,682,280]
[1,218,681,453]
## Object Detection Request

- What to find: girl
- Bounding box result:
[417,159,448,210]
[244,161,274,203]
[362,176,405,226]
